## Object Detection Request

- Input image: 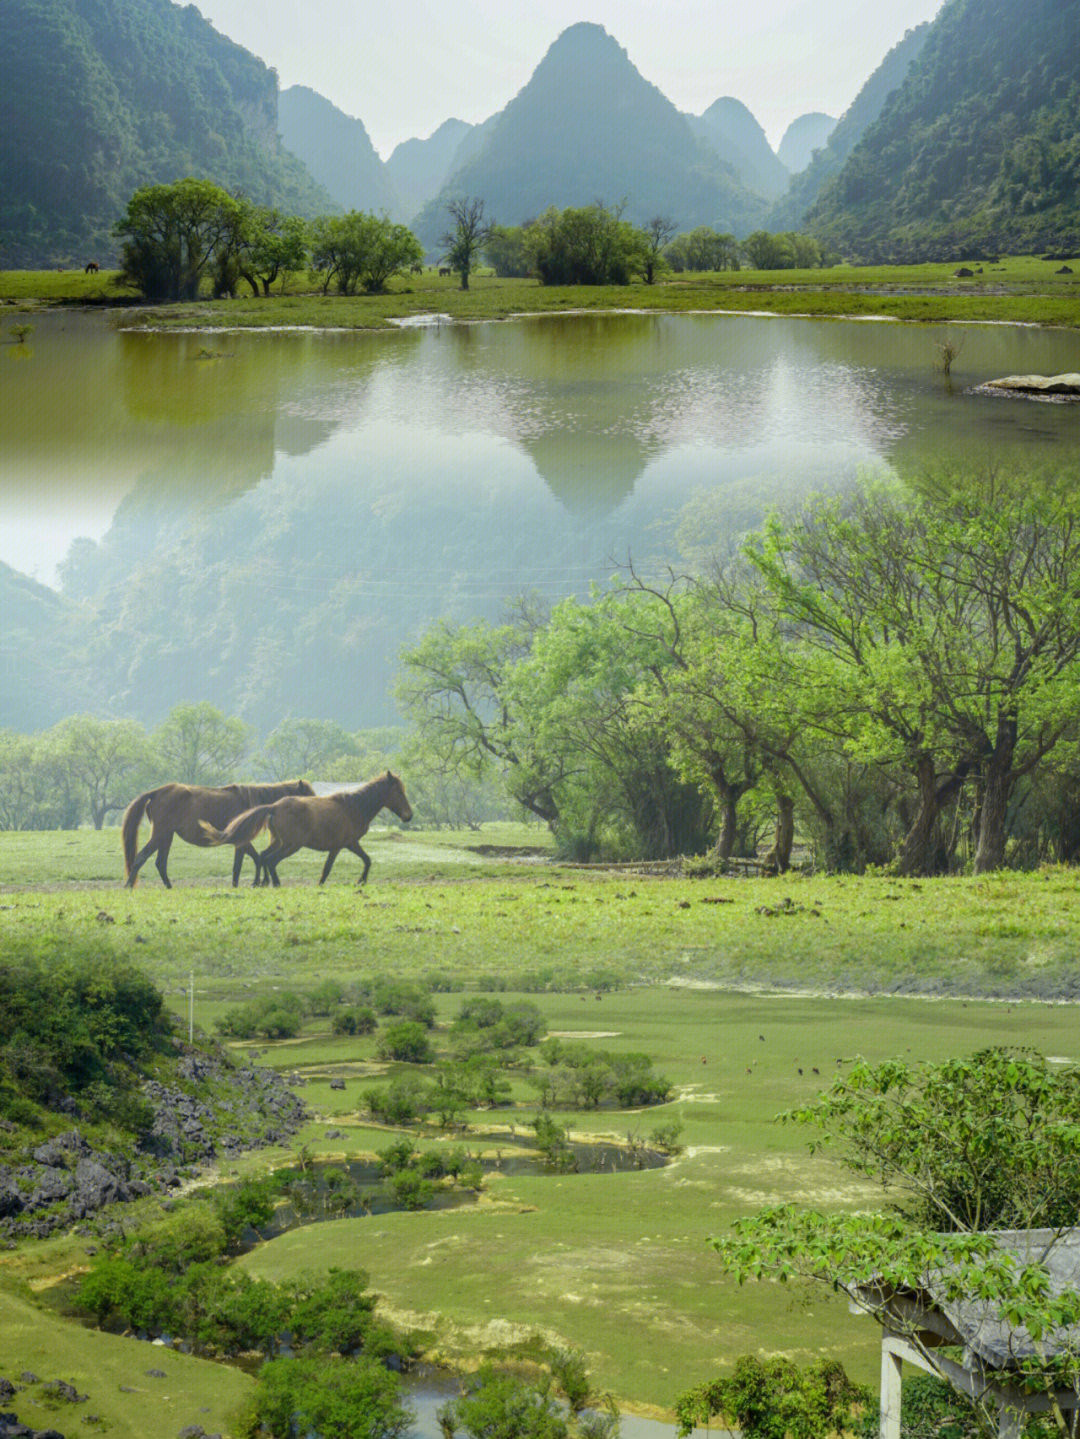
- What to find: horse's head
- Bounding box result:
[295,779,316,796]
[384,770,413,823]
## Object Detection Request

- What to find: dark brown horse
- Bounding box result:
[84,260,100,274]
[122,779,315,888]
[200,772,412,887]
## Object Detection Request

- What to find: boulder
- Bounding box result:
[979,373,1080,399]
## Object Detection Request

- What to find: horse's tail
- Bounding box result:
[122,790,154,884]
[200,805,273,848]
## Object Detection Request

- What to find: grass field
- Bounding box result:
[2,826,1080,1427]
[2,254,1078,330]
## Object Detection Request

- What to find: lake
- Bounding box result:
[2,310,1078,729]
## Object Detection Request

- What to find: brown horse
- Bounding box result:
[200,772,412,887]
[122,779,315,888]
[84,260,100,274]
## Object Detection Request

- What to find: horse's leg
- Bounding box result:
[125,835,161,888]
[154,834,175,889]
[318,849,341,884]
[263,841,300,886]
[345,842,372,885]
[257,841,283,886]
[232,845,245,888]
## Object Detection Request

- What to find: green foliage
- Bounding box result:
[332,1005,377,1036]
[807,0,1080,259]
[675,1355,871,1439]
[366,1075,431,1125]
[858,1375,980,1439]
[784,1047,1080,1231]
[525,204,649,286]
[115,179,242,301]
[741,231,825,269]
[217,991,306,1041]
[150,701,252,786]
[437,1363,569,1439]
[215,1176,278,1248]
[241,1355,412,1439]
[376,1020,434,1064]
[309,212,423,295]
[664,226,741,272]
[0,934,166,1110]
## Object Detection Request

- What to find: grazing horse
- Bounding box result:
[84,260,100,274]
[200,772,412,887]
[438,266,452,277]
[122,779,315,888]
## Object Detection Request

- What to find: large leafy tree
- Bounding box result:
[43,715,151,828]
[395,600,565,827]
[150,701,251,785]
[115,178,241,300]
[309,212,423,294]
[749,472,1080,874]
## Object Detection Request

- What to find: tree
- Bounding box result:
[242,1356,412,1439]
[749,473,1080,874]
[484,224,533,277]
[664,226,740,272]
[396,600,565,828]
[638,215,677,284]
[437,1364,569,1439]
[44,715,151,828]
[525,203,648,286]
[150,702,252,785]
[441,196,495,291]
[309,212,423,294]
[115,178,241,301]
[675,1355,871,1439]
[261,718,353,779]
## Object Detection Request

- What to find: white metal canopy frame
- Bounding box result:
[848,1229,1080,1439]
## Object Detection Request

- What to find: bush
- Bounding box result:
[238,1355,412,1439]
[376,1021,434,1064]
[332,1005,377,1036]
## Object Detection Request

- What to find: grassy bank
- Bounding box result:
[3,829,1080,1424]
[3,255,1078,329]
[2,825,1079,1000]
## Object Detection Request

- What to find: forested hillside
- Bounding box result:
[412,23,766,244]
[0,0,333,265]
[770,24,930,230]
[808,0,1080,259]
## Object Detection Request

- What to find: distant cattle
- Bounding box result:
[410,262,424,275]
[84,260,100,274]
[438,266,452,277]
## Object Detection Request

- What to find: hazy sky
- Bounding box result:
[193,0,944,158]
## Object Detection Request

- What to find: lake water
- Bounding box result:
[2,310,1078,727]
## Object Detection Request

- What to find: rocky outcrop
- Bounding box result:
[977,373,1080,401]
[0,1054,307,1240]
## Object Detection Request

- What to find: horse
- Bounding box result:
[199,772,412,887]
[438,266,452,277]
[84,260,100,274]
[122,779,315,888]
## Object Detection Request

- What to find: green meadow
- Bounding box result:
[2,824,1080,1426]
[3,253,1078,329]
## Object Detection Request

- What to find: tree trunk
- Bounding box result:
[763,794,796,874]
[973,720,1017,873]
[898,754,945,877]
[714,789,739,861]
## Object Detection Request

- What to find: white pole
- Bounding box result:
[189,971,194,1044]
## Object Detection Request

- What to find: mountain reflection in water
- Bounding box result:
[2,311,1077,729]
